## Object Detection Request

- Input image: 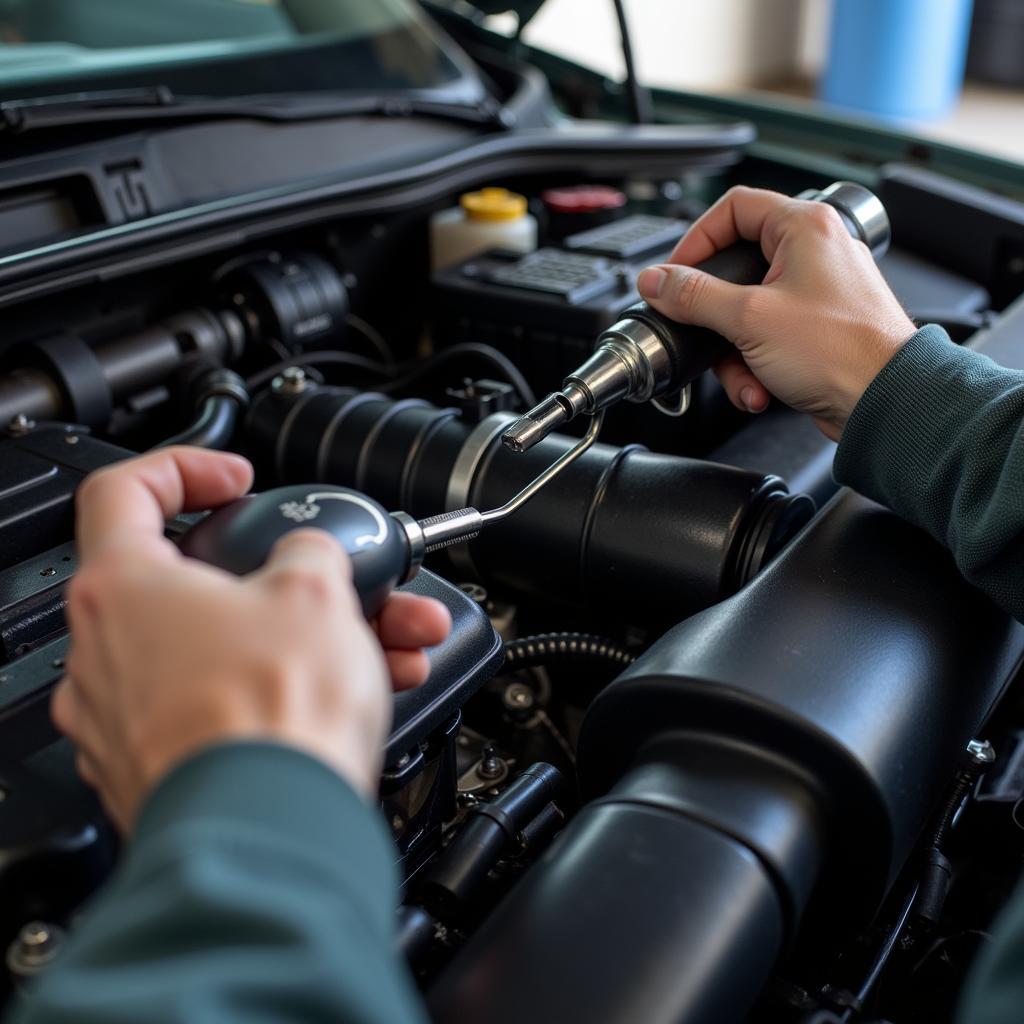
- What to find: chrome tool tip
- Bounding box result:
[502,393,570,453]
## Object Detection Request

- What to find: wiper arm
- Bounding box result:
[0,86,508,134]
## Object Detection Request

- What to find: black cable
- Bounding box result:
[504,633,636,672]
[244,351,386,390]
[344,313,397,369]
[377,343,537,407]
[611,0,652,124]
[245,343,537,408]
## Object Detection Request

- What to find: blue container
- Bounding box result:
[821,0,975,122]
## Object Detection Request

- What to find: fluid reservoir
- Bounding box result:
[430,187,537,270]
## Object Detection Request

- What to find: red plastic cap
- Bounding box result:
[541,185,627,214]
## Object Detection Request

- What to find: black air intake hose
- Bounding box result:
[427,490,1024,1024]
[245,383,814,623]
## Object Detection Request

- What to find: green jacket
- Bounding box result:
[8,324,1024,1024]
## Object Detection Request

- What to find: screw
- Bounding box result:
[459,582,488,604]
[6,922,64,977]
[503,683,534,710]
[272,366,309,395]
[966,739,996,766]
[39,567,57,577]
[478,750,506,780]
[51,657,65,670]
[64,435,79,445]
[8,413,33,436]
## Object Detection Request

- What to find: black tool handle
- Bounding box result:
[619,178,891,395]
[621,240,770,393]
[178,484,411,618]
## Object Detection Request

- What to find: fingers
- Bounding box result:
[669,186,792,267]
[386,649,432,691]
[260,528,352,583]
[637,264,751,341]
[376,593,451,651]
[713,352,771,413]
[77,448,252,564]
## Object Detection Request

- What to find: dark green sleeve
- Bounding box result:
[836,324,1024,1023]
[6,743,426,1024]
[834,323,1024,622]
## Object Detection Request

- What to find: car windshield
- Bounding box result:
[0,0,472,98]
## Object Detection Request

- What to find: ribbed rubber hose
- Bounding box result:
[504,633,636,672]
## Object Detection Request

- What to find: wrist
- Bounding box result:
[830,315,917,439]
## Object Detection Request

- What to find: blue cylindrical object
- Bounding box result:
[821,0,975,122]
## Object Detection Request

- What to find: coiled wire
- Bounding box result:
[503,632,636,672]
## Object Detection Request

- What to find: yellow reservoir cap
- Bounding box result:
[461,187,528,222]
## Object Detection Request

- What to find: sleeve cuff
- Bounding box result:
[833,323,969,502]
[132,742,399,928]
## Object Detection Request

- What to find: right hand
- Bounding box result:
[637,186,917,441]
[53,448,451,832]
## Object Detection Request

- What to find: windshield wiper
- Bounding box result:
[0,86,508,135]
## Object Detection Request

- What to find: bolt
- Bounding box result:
[51,657,65,670]
[64,435,79,446]
[39,567,57,577]
[8,413,33,436]
[478,751,506,780]
[966,739,996,766]
[459,582,488,605]
[6,922,64,977]
[272,366,309,395]
[503,683,535,712]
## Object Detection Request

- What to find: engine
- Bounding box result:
[1,162,1023,1024]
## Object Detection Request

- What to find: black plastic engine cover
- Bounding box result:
[428,488,1024,1024]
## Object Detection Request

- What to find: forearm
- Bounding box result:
[835,324,1024,622]
[7,743,425,1024]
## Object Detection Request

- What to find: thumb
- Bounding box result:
[637,264,751,341]
[257,528,353,594]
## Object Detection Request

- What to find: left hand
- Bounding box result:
[53,448,451,832]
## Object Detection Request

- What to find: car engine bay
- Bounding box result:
[2,19,1024,1016]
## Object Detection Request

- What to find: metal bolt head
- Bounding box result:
[64,435,79,445]
[272,366,309,395]
[967,739,996,766]
[39,567,57,577]
[503,683,535,712]
[458,582,488,605]
[478,754,506,780]
[8,413,33,436]
[6,921,64,977]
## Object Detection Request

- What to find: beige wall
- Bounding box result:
[516,0,829,92]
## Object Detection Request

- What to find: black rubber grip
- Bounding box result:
[623,239,770,392]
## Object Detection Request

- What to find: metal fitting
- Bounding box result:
[6,921,64,978]
[272,366,310,395]
[7,413,34,437]
[966,738,996,766]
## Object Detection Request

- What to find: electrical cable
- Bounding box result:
[611,0,652,124]
[377,343,537,407]
[244,351,386,390]
[504,632,636,672]
[344,313,397,369]
[245,342,537,407]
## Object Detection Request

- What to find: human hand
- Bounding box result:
[637,186,917,440]
[53,448,451,831]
